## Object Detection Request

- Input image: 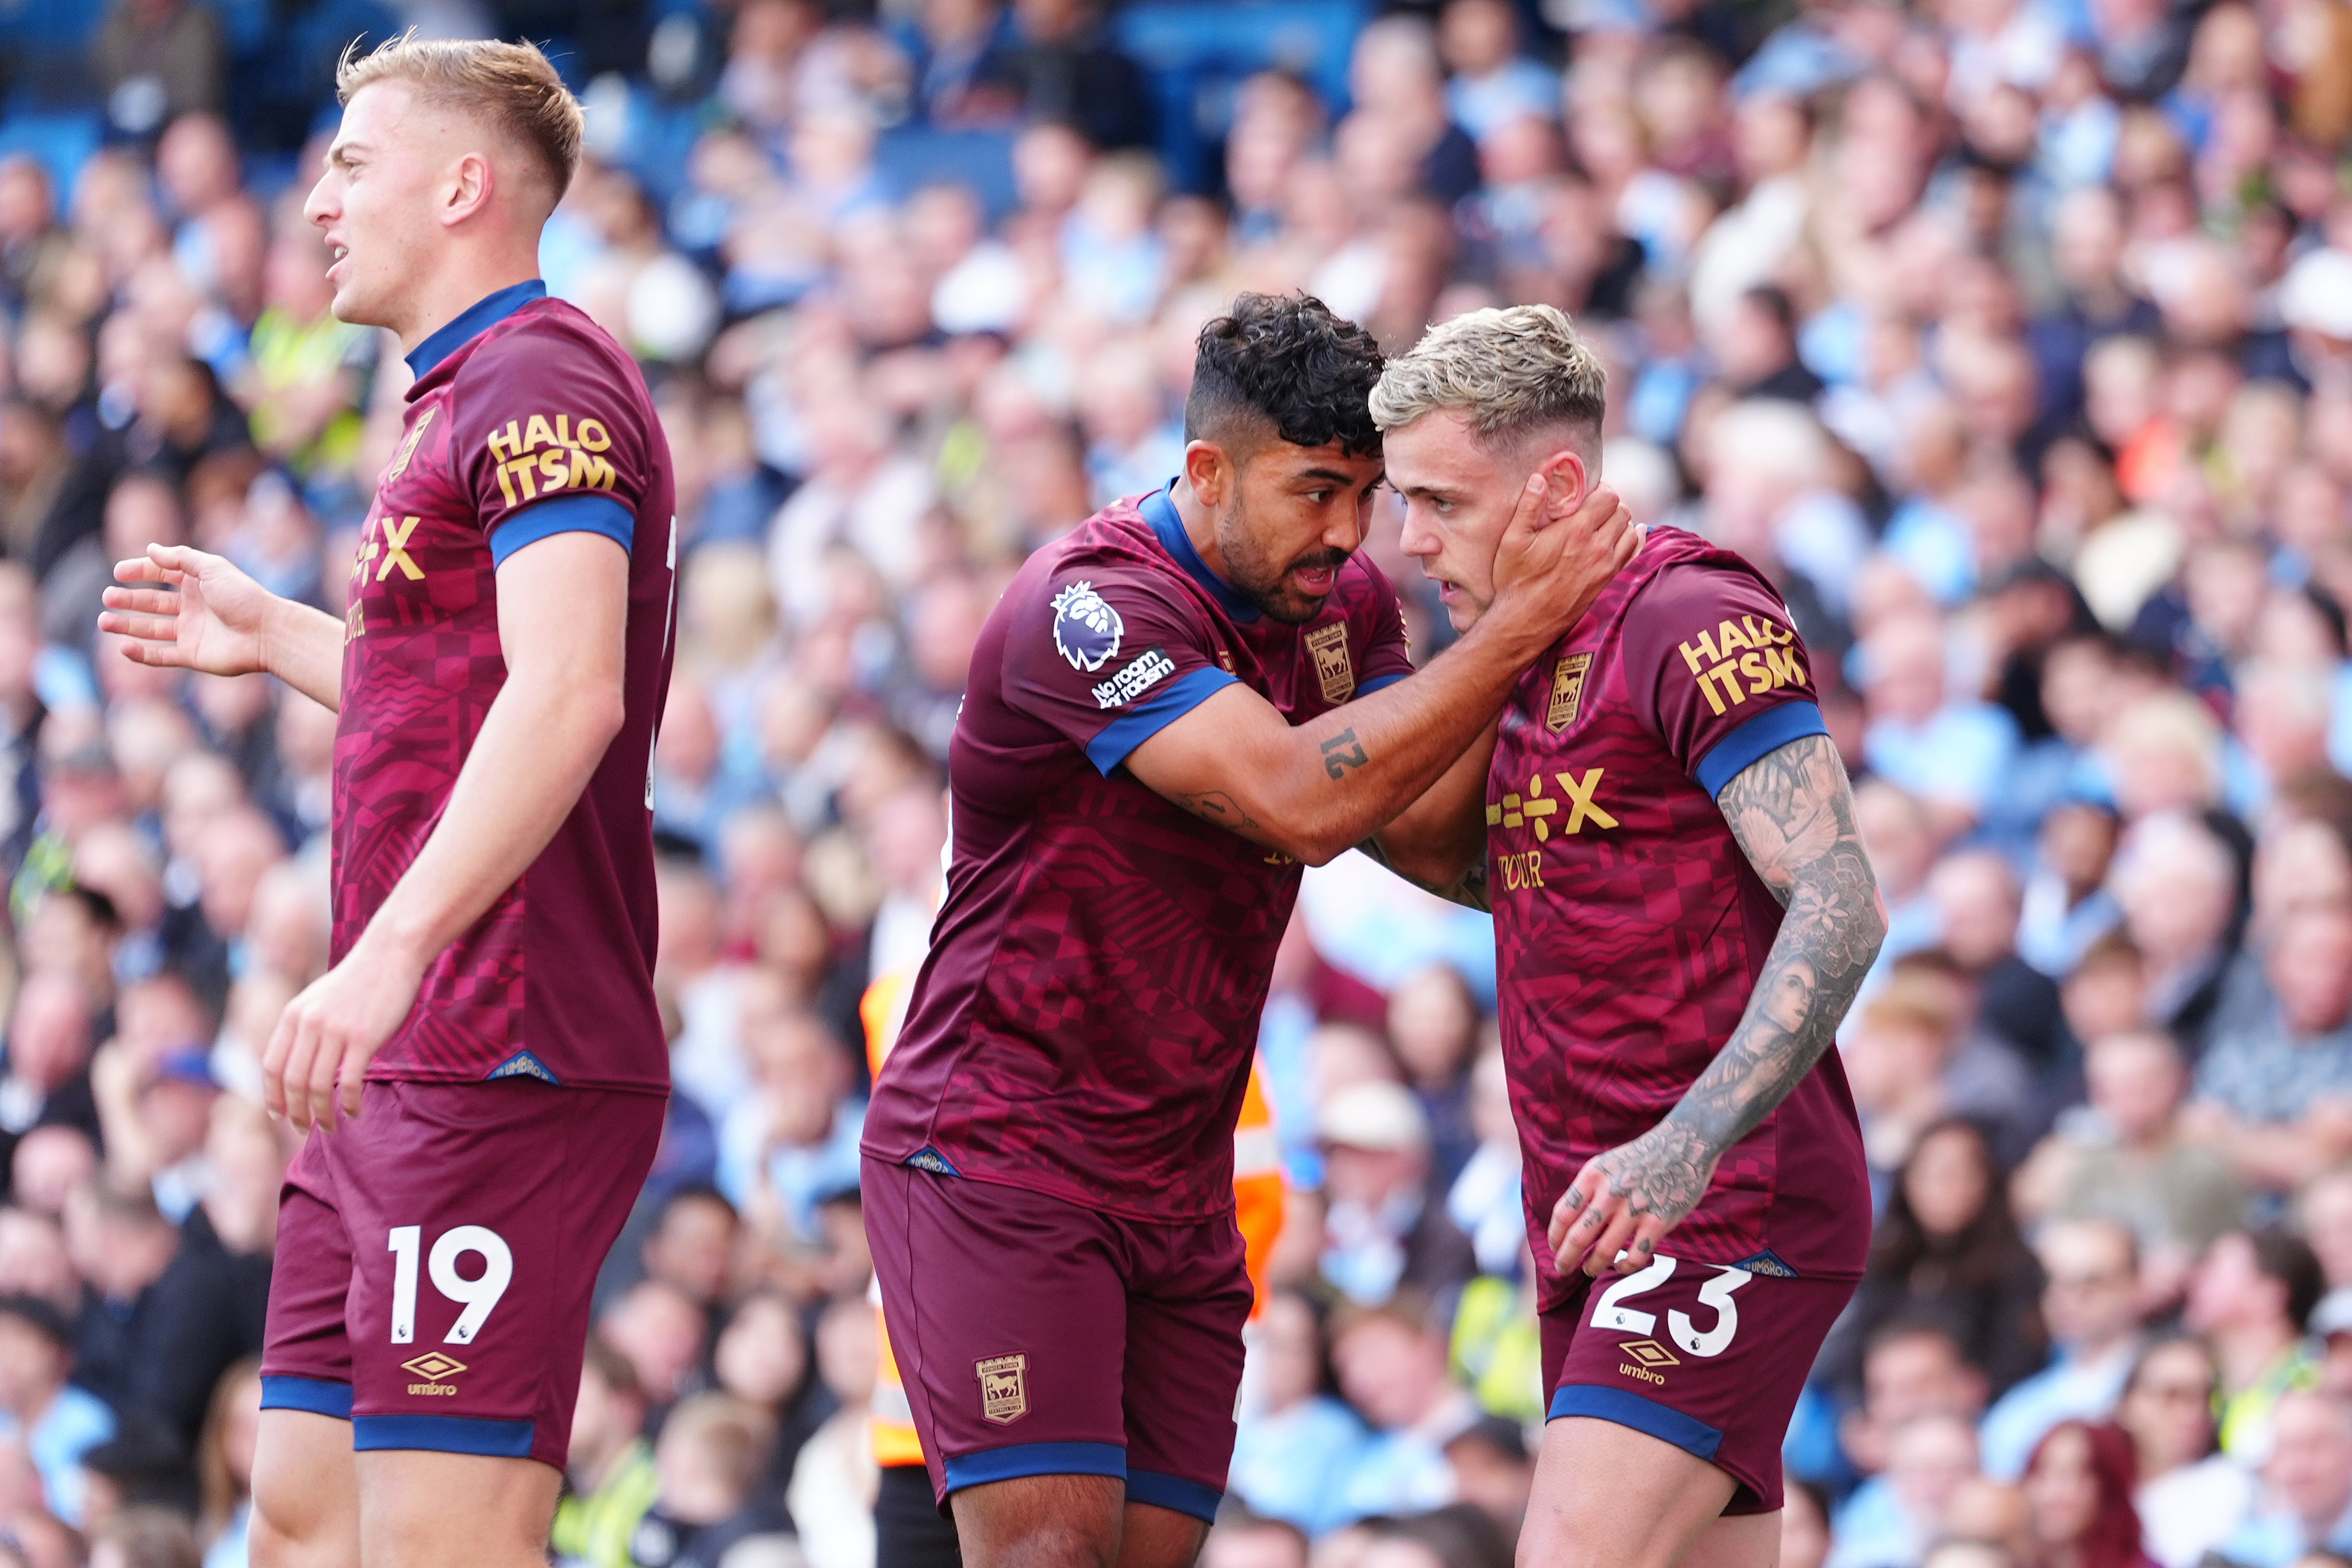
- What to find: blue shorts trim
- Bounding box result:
[489,494,635,568]
[943,1440,1125,1494]
[1692,701,1828,798]
[1086,667,1239,774]
[1126,1469,1223,1523]
[260,1377,353,1420]
[1547,1383,1724,1461]
[353,1414,536,1458]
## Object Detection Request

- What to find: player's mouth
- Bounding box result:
[1287,552,1346,595]
[325,240,351,285]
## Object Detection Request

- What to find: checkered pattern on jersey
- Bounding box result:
[1488,529,1871,1310]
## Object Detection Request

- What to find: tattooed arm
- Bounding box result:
[1353,718,1498,910]
[1548,733,1885,1276]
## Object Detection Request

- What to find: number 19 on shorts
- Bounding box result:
[388,1225,514,1346]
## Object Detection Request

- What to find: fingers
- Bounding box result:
[1582,1207,1640,1278]
[95,611,183,645]
[1620,1217,1671,1273]
[260,1005,297,1123]
[1499,470,1550,541]
[305,1027,344,1133]
[339,1052,366,1123]
[112,554,180,585]
[1548,1158,1607,1252]
[101,586,183,616]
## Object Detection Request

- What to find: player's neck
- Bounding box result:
[391,250,546,355]
[1170,477,1238,586]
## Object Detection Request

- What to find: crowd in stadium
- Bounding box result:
[9,0,2352,1564]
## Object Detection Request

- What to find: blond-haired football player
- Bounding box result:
[102,36,679,1568]
[1371,307,1885,1568]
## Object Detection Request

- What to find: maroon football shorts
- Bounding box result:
[863,1154,1251,1523]
[259,1077,664,1469]
[1539,1252,1858,1514]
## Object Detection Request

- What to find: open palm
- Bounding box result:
[99,544,276,678]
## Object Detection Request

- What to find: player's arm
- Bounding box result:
[1126,475,1634,867]
[100,544,346,710]
[1551,733,1885,1275]
[262,531,629,1129]
[1353,721,1496,911]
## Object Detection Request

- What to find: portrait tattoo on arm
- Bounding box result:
[1572,734,1885,1250]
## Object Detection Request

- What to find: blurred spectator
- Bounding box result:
[2185,1228,2327,1461]
[1829,1119,2050,1400]
[554,1337,656,1568]
[1316,1081,1474,1308]
[1230,1292,1366,1536]
[1326,1300,1470,1525]
[2016,1420,2155,1568]
[192,1359,255,1568]
[2117,1336,2252,1568]
[2189,904,2352,1190]
[2014,1030,2246,1294]
[1980,1221,2145,1479]
[630,1392,791,1568]
[2220,1390,2352,1565]
[1832,1321,1990,1561]
[0,1294,113,1526]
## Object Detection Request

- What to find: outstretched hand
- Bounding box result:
[99,544,278,678]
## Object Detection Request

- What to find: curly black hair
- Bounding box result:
[1183,293,1385,459]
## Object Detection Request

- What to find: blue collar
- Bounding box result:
[403,279,548,380]
[1140,485,1259,623]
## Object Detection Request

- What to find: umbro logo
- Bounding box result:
[403,1352,465,1396]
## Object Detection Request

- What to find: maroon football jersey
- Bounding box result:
[1488,526,1870,1309]
[337,282,677,1093]
[864,488,1415,1221]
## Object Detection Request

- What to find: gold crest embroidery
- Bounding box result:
[977,1354,1028,1424]
[382,407,435,486]
[1305,622,1354,704]
[1547,652,1592,731]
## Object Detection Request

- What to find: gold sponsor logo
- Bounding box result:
[1547,652,1592,731]
[1676,616,1806,717]
[1305,622,1355,704]
[1495,848,1546,891]
[402,1352,466,1396]
[1486,770,1617,847]
[1617,1339,1678,1385]
[484,413,620,508]
[977,1354,1028,1425]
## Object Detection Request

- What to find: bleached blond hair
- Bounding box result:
[1368,304,1608,448]
[336,32,583,205]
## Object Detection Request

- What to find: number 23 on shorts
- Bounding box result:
[387,1225,514,1346]
[1589,1255,1753,1358]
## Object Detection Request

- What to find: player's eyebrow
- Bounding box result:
[328,139,370,170]
[1292,466,1362,487]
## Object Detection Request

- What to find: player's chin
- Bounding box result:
[1256,587,1336,625]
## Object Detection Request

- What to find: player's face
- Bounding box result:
[1390,408,1586,632]
[1217,440,1385,624]
[303,82,451,334]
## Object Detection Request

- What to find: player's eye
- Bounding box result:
[1307,489,1331,505]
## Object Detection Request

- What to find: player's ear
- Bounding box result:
[442,149,495,228]
[1535,448,1588,514]
[1183,439,1232,510]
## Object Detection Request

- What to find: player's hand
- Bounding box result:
[1486,464,1638,656]
[263,936,427,1132]
[99,544,279,678]
[1548,1122,1720,1278]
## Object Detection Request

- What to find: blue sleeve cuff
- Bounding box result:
[489,494,634,568]
[1693,701,1829,798]
[1085,666,1239,775]
[1357,671,1409,697]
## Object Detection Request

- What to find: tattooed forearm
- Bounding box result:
[1665,733,1884,1159]
[1355,836,1494,912]
[1319,728,1369,778]
[1177,790,1261,831]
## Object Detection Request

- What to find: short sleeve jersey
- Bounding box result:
[1486,526,1870,1308]
[863,488,1414,1221]
[337,282,678,1093]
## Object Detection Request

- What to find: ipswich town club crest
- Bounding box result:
[1051,581,1124,672]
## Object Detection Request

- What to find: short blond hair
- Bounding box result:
[336,33,583,205]
[1369,304,1608,447]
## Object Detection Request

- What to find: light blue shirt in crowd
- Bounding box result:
[716,1096,867,1240]
[1978,1339,2138,1480]
[1228,1395,1369,1538]
[0,1382,116,1526]
[2217,1496,2352,1568]
[1865,702,2022,814]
